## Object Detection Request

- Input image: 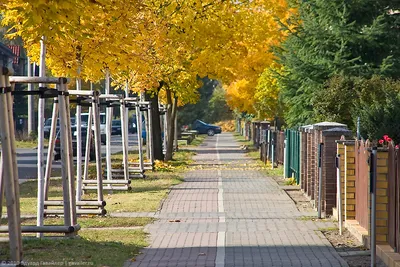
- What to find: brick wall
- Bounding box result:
[321,129,352,215]
[307,130,315,199]
[344,142,356,220]
[376,150,389,244]
[322,135,339,215]
[313,130,321,205]
[336,143,346,221]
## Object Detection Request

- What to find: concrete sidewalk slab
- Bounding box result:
[125,133,348,267]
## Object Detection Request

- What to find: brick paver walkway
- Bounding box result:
[125,133,348,267]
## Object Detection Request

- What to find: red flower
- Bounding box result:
[379,139,384,145]
[383,135,389,141]
[396,145,399,149]
[387,137,392,142]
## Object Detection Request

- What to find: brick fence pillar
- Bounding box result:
[321,128,352,215]
[344,141,356,220]
[336,141,346,221]
[376,150,389,244]
[307,129,314,199]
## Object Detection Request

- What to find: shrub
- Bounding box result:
[352,76,400,143]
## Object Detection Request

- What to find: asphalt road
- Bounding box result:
[16,133,139,179]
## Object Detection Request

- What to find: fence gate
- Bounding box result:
[285,129,300,183]
[355,140,370,230]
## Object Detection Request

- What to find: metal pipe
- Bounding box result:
[371,147,377,267]
[336,154,343,235]
[318,143,324,219]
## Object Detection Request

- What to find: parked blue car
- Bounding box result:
[192,119,222,136]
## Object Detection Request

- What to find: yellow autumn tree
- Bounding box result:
[215,0,295,117]
[1,0,294,160]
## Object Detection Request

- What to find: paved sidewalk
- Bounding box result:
[125,133,348,267]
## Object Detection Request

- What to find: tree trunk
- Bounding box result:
[164,89,178,161]
[145,91,163,160]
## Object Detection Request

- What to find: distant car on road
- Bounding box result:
[54,126,95,161]
[44,117,76,139]
[192,119,222,136]
[81,113,106,144]
[112,120,122,135]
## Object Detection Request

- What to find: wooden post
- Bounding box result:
[7,75,23,253]
[136,103,144,174]
[83,106,93,182]
[37,37,46,238]
[174,110,178,151]
[120,99,129,181]
[92,92,104,201]
[148,102,154,164]
[0,69,23,260]
[124,83,130,167]
[163,109,168,154]
[44,98,59,201]
[58,80,72,229]
[63,81,77,227]
[75,77,82,202]
[83,82,94,183]
[27,57,35,135]
[0,156,3,217]
[105,69,113,182]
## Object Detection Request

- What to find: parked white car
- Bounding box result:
[80,113,106,144]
